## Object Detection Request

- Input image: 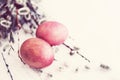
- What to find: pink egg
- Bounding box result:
[36,21,68,45]
[20,38,54,69]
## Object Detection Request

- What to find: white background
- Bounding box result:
[0,0,120,80]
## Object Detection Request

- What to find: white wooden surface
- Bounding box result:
[0,0,120,80]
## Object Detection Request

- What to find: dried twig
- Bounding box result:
[63,43,90,63]
[1,52,14,80]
